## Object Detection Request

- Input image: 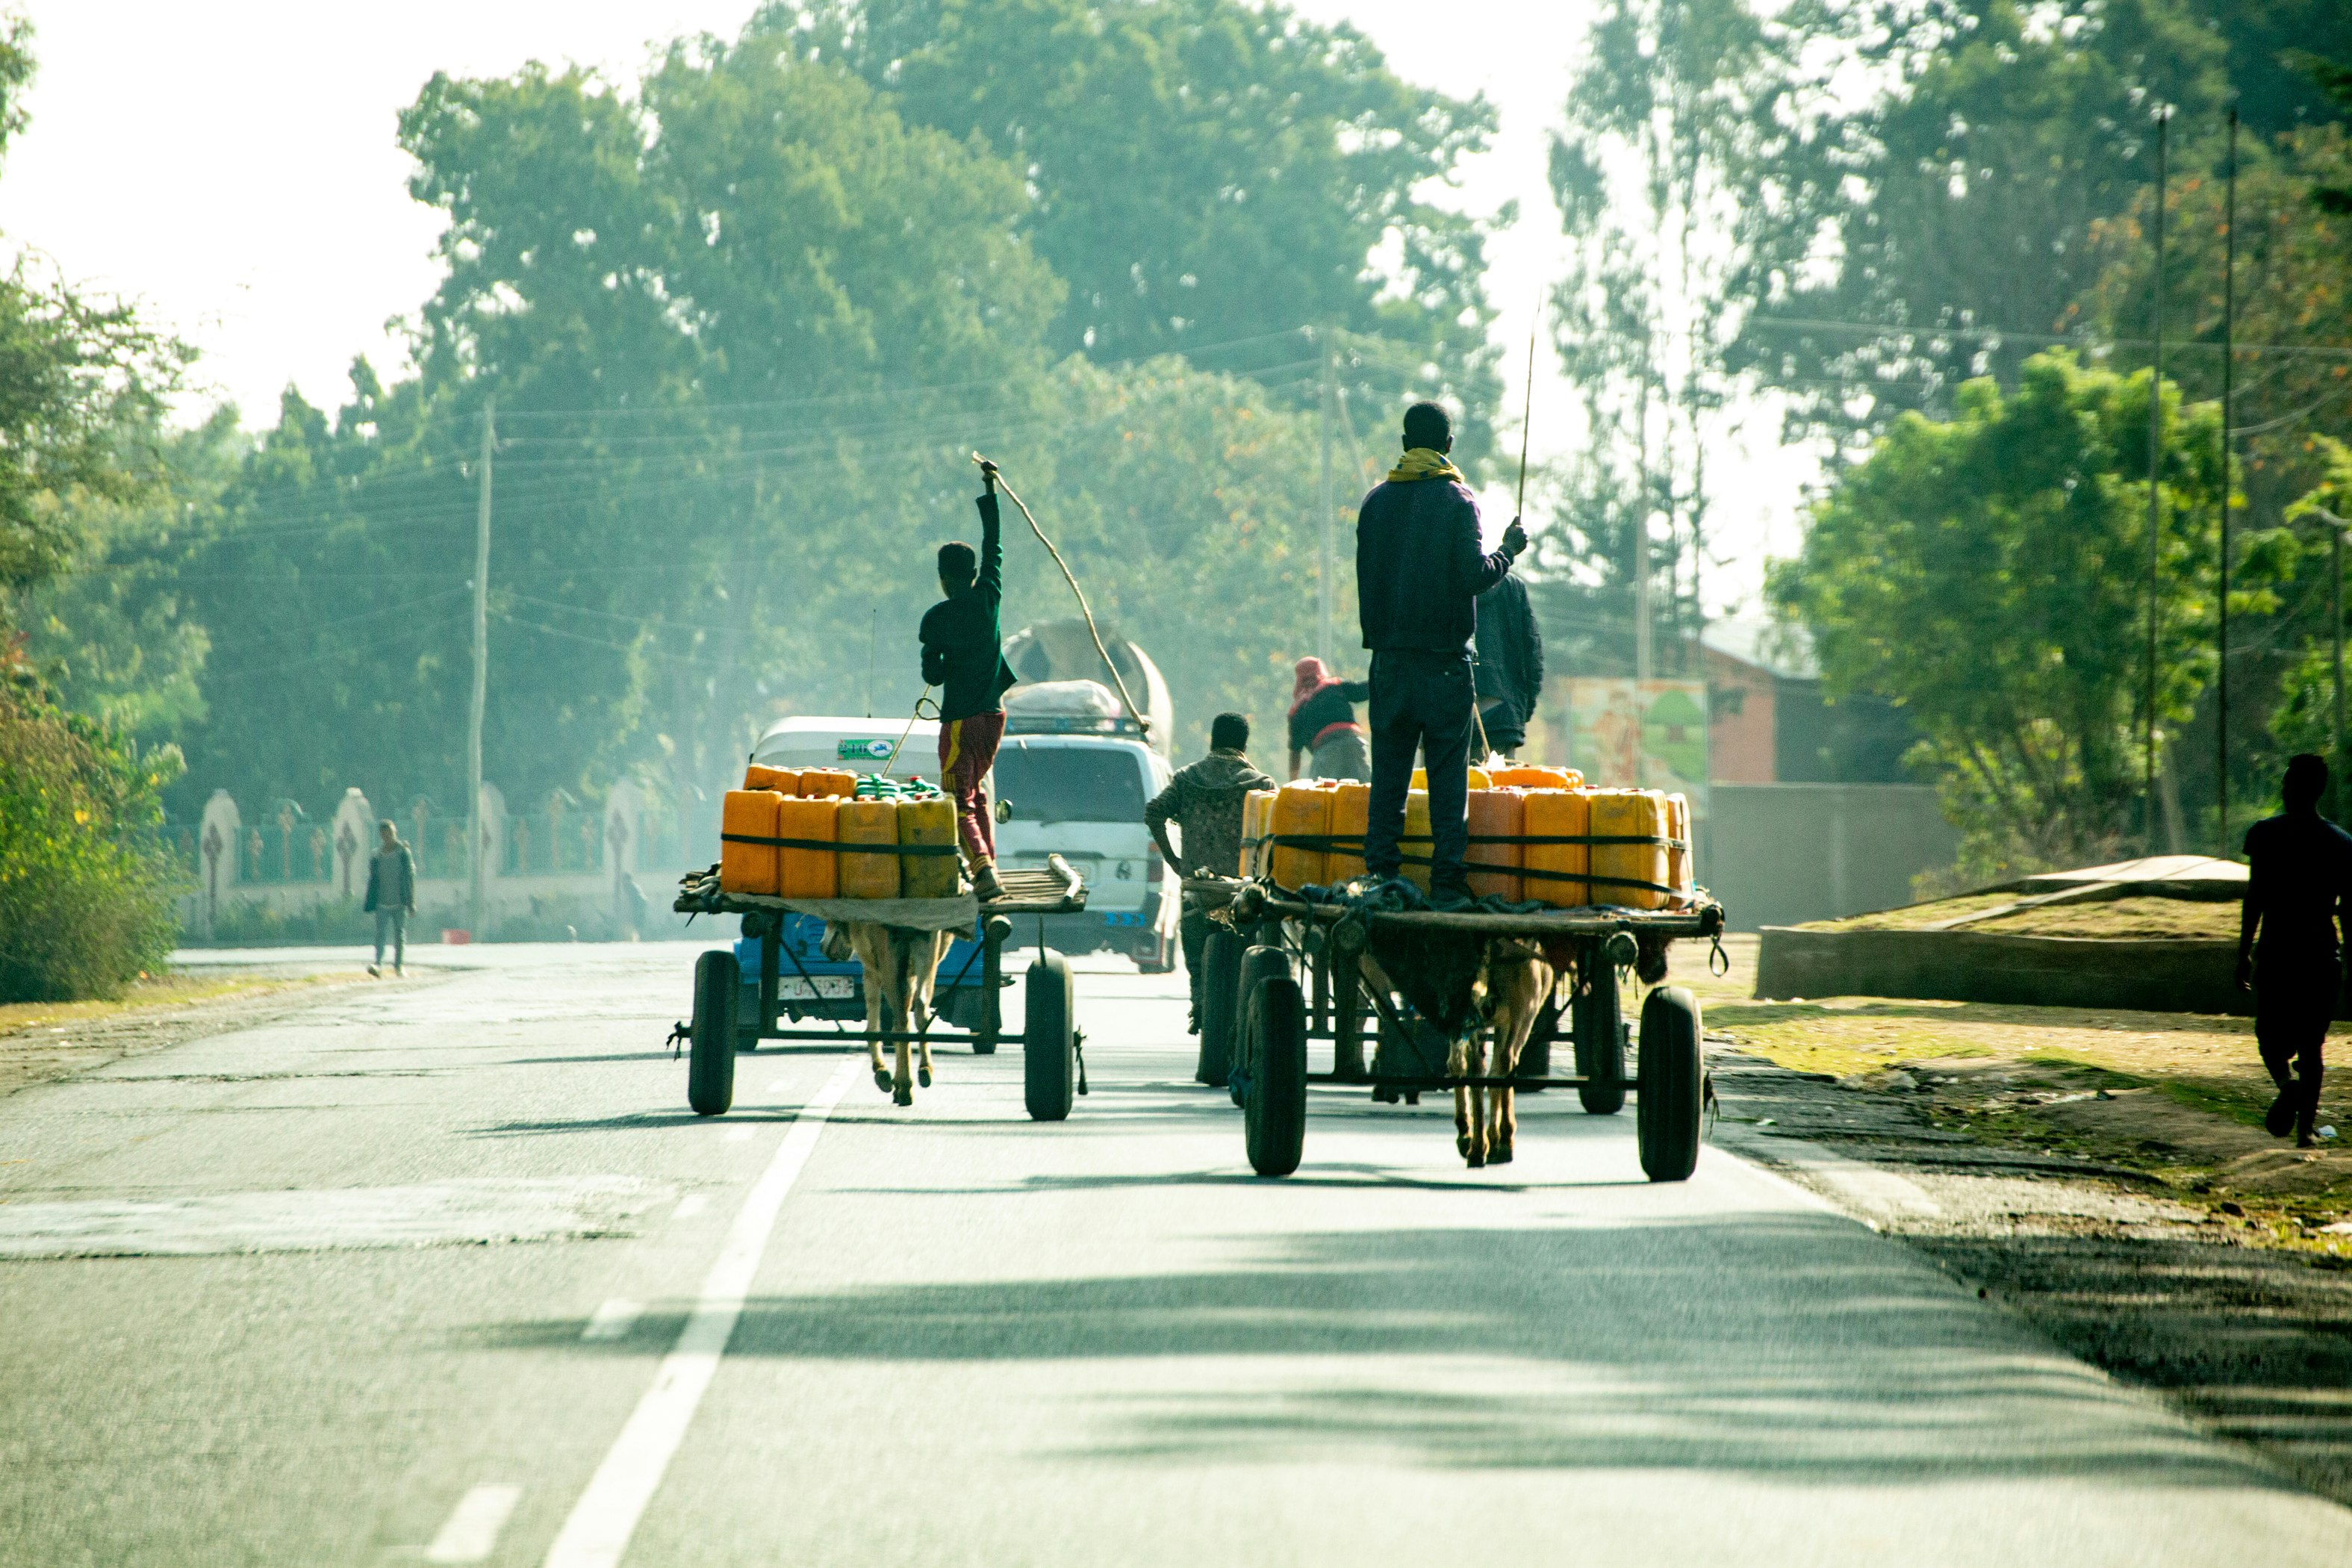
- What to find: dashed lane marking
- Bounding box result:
[580,1299,642,1342]
[426,1483,522,1564]
[541,1059,855,1568]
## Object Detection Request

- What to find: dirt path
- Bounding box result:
[0,971,385,1100]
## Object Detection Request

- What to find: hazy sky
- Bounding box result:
[0,1,1806,611]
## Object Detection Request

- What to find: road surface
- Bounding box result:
[2,942,2348,1566]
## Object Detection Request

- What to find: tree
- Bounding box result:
[1770,352,2224,879]
[774,0,1503,461]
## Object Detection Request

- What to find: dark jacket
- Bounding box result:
[363,843,415,913]
[1473,575,1544,746]
[919,491,1018,722]
[1289,679,1370,754]
[1145,749,1277,879]
[1354,473,1516,657]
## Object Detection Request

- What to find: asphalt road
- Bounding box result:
[4,941,2351,1567]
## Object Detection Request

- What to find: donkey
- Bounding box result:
[1451,939,1557,1168]
[824,921,953,1107]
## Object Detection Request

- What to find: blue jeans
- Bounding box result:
[373,909,407,970]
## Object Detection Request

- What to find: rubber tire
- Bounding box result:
[1574,975,1626,1116]
[1197,929,1244,1086]
[1636,985,1705,1182]
[688,950,739,1116]
[1023,950,1076,1122]
[1231,945,1290,1107]
[1243,975,1308,1177]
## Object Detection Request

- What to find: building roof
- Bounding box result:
[1701,617,1819,680]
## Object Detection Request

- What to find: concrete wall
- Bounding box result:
[1702,783,1959,932]
[1754,927,2266,1017]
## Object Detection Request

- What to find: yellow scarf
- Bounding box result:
[1387,447,1465,485]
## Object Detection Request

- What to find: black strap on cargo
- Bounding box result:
[1264,832,1684,850]
[721,834,960,856]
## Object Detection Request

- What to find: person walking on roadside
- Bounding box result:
[921,459,1020,901]
[1145,712,1276,1034]
[1287,656,1371,780]
[363,821,415,977]
[1473,572,1543,759]
[2237,753,2352,1148]
[1355,400,1525,903]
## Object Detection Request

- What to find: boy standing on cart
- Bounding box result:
[921,459,1020,901]
[1145,712,1276,1033]
[1356,401,1525,903]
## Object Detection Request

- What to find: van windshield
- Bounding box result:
[992,742,1147,824]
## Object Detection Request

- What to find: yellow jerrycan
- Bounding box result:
[1464,788,1524,902]
[897,795,961,899]
[1327,781,1370,883]
[1590,788,1669,910]
[720,790,783,895]
[744,764,799,794]
[777,795,840,900]
[1521,788,1588,909]
[837,797,901,899]
[1271,780,1332,888]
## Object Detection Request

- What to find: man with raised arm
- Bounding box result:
[920,461,1019,901]
[1355,401,1526,903]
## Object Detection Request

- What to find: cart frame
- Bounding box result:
[671,856,1091,1119]
[1194,877,1725,1179]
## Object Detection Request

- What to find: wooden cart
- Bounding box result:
[673,856,1090,1121]
[1190,877,1727,1180]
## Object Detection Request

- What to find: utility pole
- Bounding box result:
[2218,107,2239,852]
[466,397,494,936]
[1317,331,1335,663]
[2144,105,2168,850]
[1634,373,1654,683]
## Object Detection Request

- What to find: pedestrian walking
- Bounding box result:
[1287,656,1371,780]
[1473,573,1543,759]
[363,821,416,977]
[1145,712,1277,1033]
[2237,753,2352,1148]
[920,458,1021,901]
[1354,400,1525,903]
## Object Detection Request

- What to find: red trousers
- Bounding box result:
[939,711,1006,865]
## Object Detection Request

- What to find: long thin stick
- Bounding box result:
[1515,295,1542,517]
[973,453,1151,737]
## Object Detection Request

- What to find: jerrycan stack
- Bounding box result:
[718,765,965,900]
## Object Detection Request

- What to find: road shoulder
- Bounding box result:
[0,969,385,1099]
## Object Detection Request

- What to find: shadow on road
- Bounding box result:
[467,1213,2297,1490]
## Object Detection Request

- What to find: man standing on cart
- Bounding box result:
[1145,712,1276,1033]
[1356,401,1525,903]
[921,459,1020,902]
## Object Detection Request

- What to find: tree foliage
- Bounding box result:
[774,0,1502,459]
[1770,353,2224,877]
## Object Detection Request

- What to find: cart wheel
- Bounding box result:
[1243,975,1308,1177]
[688,950,739,1116]
[1231,945,1289,1107]
[1636,986,1705,1182]
[1023,950,1077,1122]
[1197,929,1243,1086]
[1572,976,1625,1116]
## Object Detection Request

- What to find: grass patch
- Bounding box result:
[0,971,331,1037]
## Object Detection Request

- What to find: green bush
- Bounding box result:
[0,678,184,1001]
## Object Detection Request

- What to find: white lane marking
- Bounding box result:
[542,1060,855,1568]
[580,1299,642,1342]
[671,1195,707,1220]
[724,1126,753,1143]
[426,1483,523,1564]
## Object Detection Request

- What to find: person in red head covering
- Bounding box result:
[1287,655,1372,781]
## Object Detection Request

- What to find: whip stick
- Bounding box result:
[971,452,1151,737]
[1514,294,1541,517]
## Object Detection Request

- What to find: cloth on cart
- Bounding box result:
[773,895,979,933]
